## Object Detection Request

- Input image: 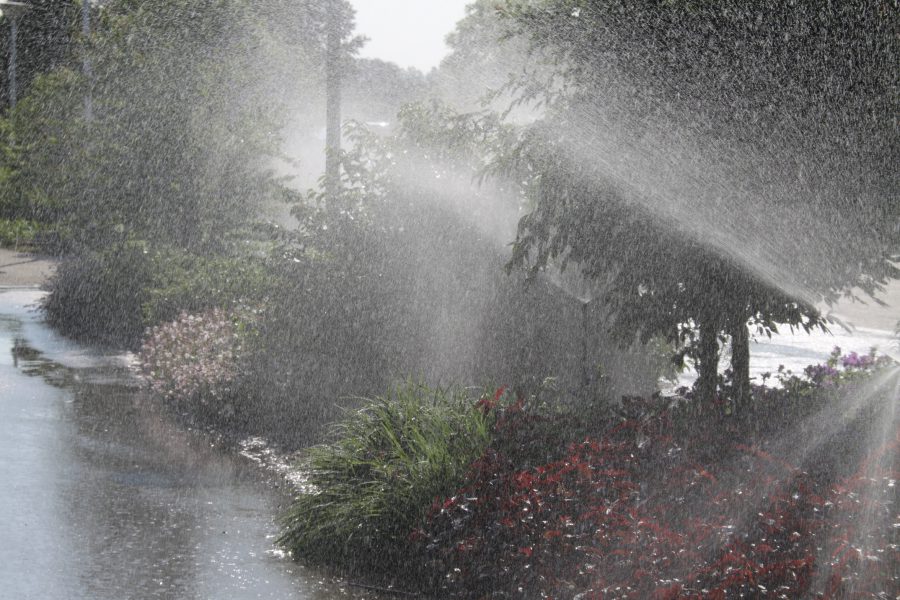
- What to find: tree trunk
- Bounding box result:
[696,318,720,407]
[730,320,751,415]
[324,1,342,202]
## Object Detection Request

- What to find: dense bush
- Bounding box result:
[43,241,270,348]
[278,382,494,576]
[43,243,156,347]
[141,247,272,326]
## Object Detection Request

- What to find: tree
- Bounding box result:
[343,58,427,124]
[1,0,357,251]
[429,0,531,112]
[481,0,898,410]
[0,0,79,110]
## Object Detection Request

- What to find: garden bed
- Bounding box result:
[279,351,899,598]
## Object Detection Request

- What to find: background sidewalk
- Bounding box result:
[0,247,57,287]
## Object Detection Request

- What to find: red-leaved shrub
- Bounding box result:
[419,365,898,599]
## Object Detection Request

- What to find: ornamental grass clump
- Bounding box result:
[278,381,493,576]
[139,307,253,407]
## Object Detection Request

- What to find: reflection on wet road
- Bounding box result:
[0,289,368,600]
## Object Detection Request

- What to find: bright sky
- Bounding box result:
[350,0,472,73]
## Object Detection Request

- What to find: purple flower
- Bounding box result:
[841,352,862,368]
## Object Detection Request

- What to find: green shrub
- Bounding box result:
[278,382,493,576]
[43,242,155,347]
[43,241,272,348]
[0,218,41,249]
[141,247,272,326]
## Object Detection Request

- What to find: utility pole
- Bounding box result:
[0,1,31,109]
[324,0,342,203]
[82,0,92,120]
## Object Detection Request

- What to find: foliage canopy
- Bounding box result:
[446,0,900,406]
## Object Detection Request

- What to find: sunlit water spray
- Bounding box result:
[644,363,900,591]
[459,30,891,311]
[770,366,899,472]
[549,105,844,307]
[847,369,898,589]
[376,121,897,400]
